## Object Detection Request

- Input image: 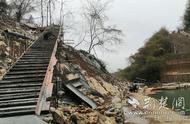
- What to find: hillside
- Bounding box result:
[47,40,190,124]
[0,17,42,79]
[115,28,172,83]
[115,28,190,84]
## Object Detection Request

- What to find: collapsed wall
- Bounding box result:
[49,41,128,124]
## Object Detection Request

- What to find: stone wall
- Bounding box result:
[161,54,190,83]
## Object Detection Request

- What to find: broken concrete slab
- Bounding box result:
[65,83,97,109]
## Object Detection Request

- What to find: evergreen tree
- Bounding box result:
[0,0,8,15]
[115,28,172,84]
[183,0,190,31]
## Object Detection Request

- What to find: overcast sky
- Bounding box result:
[62,0,187,72]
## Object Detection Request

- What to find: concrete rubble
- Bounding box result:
[43,40,190,124]
[43,40,129,124]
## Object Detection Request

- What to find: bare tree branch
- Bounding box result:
[81,0,123,53]
[10,0,36,22]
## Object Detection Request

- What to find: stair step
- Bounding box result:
[0,106,36,117]
[18,59,50,62]
[0,26,59,117]
[0,78,44,84]
[0,93,39,101]
[26,49,49,52]
[0,98,37,108]
[0,87,41,94]
[13,63,48,68]
[16,61,49,65]
[0,83,42,89]
[21,55,50,59]
[3,74,45,80]
[7,70,46,75]
[0,105,36,112]
[10,67,47,71]
[25,52,51,54]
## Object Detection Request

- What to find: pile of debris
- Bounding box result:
[0,17,42,78]
[44,41,129,124]
[0,16,41,38]
[0,34,10,78]
[0,17,44,79]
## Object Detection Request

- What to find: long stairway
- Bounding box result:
[0,26,59,117]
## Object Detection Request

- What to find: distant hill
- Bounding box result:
[115,28,190,84]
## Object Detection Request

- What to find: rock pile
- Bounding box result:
[0,34,11,78]
[0,18,42,78]
[47,41,129,124]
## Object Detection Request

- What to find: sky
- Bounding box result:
[59,0,188,72]
[99,0,188,72]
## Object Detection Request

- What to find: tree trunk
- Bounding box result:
[46,3,49,26]
[41,0,44,27]
[16,11,22,23]
[49,0,52,25]
[60,0,63,25]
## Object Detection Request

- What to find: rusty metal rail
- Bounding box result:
[35,26,62,115]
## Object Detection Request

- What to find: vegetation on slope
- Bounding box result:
[183,0,190,31]
[116,0,190,84]
[116,28,172,83]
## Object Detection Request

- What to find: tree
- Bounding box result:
[44,0,57,26]
[116,28,172,83]
[0,0,8,15]
[80,0,122,53]
[183,0,190,31]
[39,0,54,26]
[49,0,52,25]
[27,15,34,23]
[40,0,44,27]
[10,0,36,23]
